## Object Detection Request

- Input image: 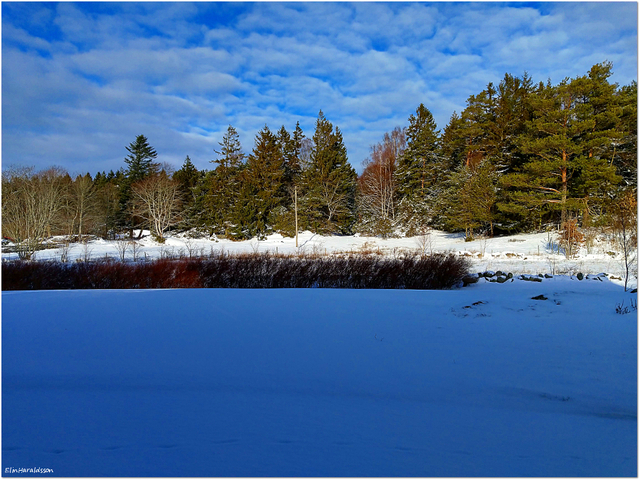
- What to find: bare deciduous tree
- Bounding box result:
[2,166,67,259]
[131,173,183,241]
[68,174,98,238]
[612,191,638,291]
[357,128,406,236]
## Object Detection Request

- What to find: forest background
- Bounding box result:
[2,62,637,260]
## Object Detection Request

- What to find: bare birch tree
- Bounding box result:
[357,128,406,236]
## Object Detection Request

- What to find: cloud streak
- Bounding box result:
[2,2,637,174]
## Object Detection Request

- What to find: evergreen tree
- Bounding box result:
[205,125,245,236]
[300,111,357,234]
[500,73,621,228]
[173,155,204,230]
[173,155,200,192]
[614,81,638,189]
[441,161,498,239]
[394,104,441,233]
[277,123,303,189]
[119,135,158,237]
[124,135,158,182]
[234,126,287,239]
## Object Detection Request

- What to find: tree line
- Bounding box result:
[2,62,636,259]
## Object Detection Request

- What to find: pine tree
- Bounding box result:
[173,156,200,192]
[500,72,621,229]
[614,81,637,189]
[269,123,306,236]
[277,123,304,189]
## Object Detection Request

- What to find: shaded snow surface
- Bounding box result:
[2,279,637,476]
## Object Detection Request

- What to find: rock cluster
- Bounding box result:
[461,271,612,287]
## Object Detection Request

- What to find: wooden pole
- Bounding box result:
[294,186,299,248]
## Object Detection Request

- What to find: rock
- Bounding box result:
[519,274,543,282]
[531,294,548,300]
[577,272,584,280]
[544,274,553,278]
[462,274,481,286]
[496,276,508,283]
[483,271,496,278]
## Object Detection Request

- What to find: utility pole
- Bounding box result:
[294,186,299,248]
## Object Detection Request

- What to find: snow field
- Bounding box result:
[2,279,636,476]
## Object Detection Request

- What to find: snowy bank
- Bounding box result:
[2,229,636,289]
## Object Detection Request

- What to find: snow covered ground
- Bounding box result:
[2,279,637,476]
[2,229,637,289]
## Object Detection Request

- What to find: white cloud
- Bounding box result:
[2,2,637,174]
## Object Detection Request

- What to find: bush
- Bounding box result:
[2,253,470,291]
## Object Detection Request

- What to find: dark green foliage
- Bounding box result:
[299,112,357,234]
[233,126,288,239]
[118,135,159,236]
[205,125,245,237]
[173,156,200,193]
[441,161,498,238]
[500,66,621,228]
[124,135,158,182]
[613,81,637,188]
[173,156,204,230]
[395,104,441,233]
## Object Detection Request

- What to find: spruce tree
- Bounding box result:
[441,161,498,239]
[394,104,441,233]
[234,126,287,239]
[173,156,203,230]
[119,135,158,237]
[271,124,306,236]
[300,111,357,234]
[205,125,245,236]
[124,135,158,182]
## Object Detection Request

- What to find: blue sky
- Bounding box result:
[2,2,637,175]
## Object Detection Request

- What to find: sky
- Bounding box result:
[2,2,638,176]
